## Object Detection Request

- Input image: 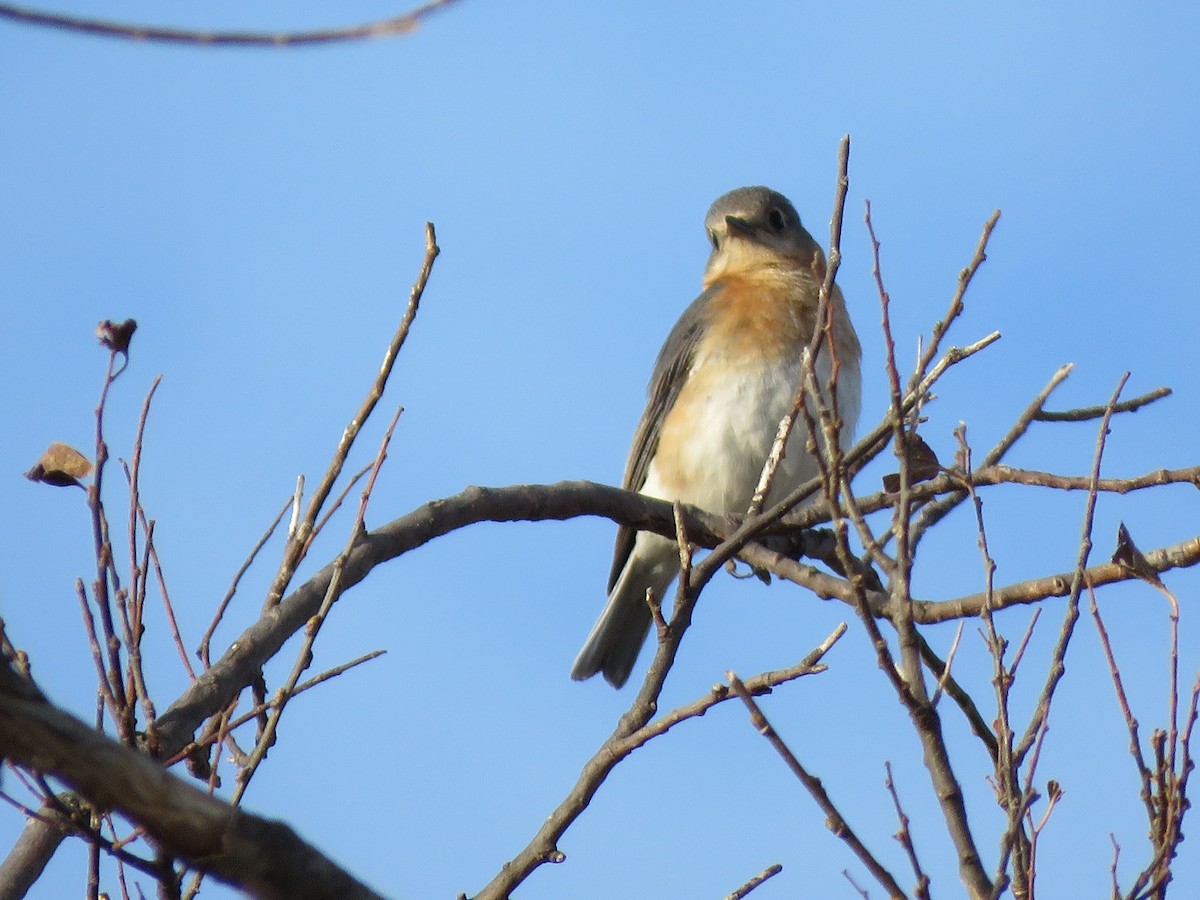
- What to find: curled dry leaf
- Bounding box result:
[1111,521,1161,584]
[882,433,942,493]
[24,441,94,488]
[96,318,137,354]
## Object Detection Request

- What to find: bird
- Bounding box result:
[570,186,862,688]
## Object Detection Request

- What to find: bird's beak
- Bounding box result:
[724,215,757,239]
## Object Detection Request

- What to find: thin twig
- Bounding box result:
[232,406,403,805]
[1089,585,1154,822]
[929,620,965,709]
[313,464,374,540]
[911,210,1001,390]
[723,863,783,900]
[911,364,1073,548]
[88,348,134,741]
[165,650,386,765]
[198,496,292,669]
[885,761,931,899]
[727,671,907,899]
[1034,386,1171,421]
[76,580,119,730]
[955,422,1029,886]
[263,222,438,611]
[474,626,845,900]
[918,635,999,761]
[1016,373,1129,765]
[123,374,191,682]
[862,202,992,898]
[747,135,850,516]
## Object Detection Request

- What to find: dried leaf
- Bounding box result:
[1111,522,1161,584]
[96,318,137,354]
[185,745,217,785]
[882,434,942,493]
[24,442,93,488]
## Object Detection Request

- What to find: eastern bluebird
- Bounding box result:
[571,186,863,688]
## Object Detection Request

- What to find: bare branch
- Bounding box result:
[1034,386,1172,422]
[885,761,931,899]
[912,210,1001,390]
[263,222,439,611]
[168,651,386,765]
[472,627,845,899]
[0,800,68,897]
[723,862,784,900]
[233,405,403,806]
[198,496,292,669]
[1089,584,1155,822]
[727,671,907,899]
[860,206,992,899]
[909,533,1200,624]
[1016,373,1130,766]
[910,363,1072,546]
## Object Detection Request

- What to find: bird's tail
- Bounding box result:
[570,537,678,688]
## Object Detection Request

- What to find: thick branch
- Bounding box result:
[0,665,383,900]
[0,804,67,897]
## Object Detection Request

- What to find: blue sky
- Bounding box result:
[3,2,1199,897]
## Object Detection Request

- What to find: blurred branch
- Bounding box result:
[0,0,462,46]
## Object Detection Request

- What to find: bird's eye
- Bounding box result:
[708,230,719,250]
[767,207,787,233]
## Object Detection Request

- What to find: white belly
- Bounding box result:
[641,350,861,515]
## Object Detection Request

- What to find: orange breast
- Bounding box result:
[700,271,819,364]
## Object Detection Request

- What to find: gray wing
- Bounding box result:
[606,284,720,592]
